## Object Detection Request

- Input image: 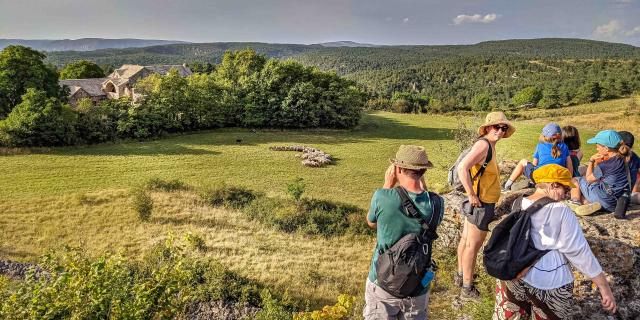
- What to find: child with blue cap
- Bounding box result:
[568,130,638,217]
[503,122,573,191]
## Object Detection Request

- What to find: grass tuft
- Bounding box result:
[146,177,190,192]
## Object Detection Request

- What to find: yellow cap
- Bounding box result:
[532,164,576,188]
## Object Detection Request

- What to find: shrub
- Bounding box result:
[146,177,189,192]
[0,240,291,319]
[244,197,370,236]
[0,89,77,147]
[294,294,357,320]
[184,232,206,252]
[286,177,306,201]
[452,117,481,152]
[132,188,153,221]
[201,184,259,209]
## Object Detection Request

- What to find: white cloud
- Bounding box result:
[453,13,500,25]
[593,20,624,39]
[385,17,392,22]
[403,17,409,23]
[626,26,640,36]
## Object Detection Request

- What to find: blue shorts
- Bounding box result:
[524,162,536,181]
[577,177,616,212]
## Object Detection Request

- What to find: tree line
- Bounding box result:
[0,46,364,147]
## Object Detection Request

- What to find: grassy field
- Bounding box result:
[1,97,638,318]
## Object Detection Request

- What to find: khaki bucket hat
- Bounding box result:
[389,145,433,170]
[477,111,516,138]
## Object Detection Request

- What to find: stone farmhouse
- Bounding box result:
[59,64,192,106]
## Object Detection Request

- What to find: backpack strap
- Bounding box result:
[471,138,493,196]
[511,196,525,212]
[523,197,556,215]
[395,186,439,240]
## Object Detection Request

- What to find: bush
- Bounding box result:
[294,294,357,320]
[452,117,481,152]
[146,177,189,192]
[132,188,153,221]
[287,177,306,201]
[0,89,77,147]
[0,240,291,319]
[244,197,370,236]
[184,233,206,252]
[201,184,259,209]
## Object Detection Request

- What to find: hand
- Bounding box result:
[383,164,397,189]
[600,287,617,314]
[590,153,604,162]
[469,194,481,207]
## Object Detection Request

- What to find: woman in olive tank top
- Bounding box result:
[455,112,515,300]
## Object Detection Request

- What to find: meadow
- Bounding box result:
[0,96,638,318]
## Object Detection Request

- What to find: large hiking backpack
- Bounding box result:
[483,196,554,280]
[375,187,443,298]
[448,138,492,192]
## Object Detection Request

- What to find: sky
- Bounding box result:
[1,0,640,46]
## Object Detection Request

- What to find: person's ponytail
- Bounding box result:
[551,137,561,158]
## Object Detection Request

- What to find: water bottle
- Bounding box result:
[421,270,435,287]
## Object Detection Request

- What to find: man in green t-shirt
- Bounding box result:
[364,145,444,320]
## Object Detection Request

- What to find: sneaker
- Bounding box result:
[460,284,481,301]
[574,202,602,216]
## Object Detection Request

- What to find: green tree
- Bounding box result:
[511,86,543,107]
[577,81,602,103]
[59,60,105,79]
[538,88,561,109]
[470,93,492,111]
[0,88,76,146]
[0,45,60,118]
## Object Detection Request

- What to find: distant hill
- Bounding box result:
[315,41,380,48]
[38,38,640,108]
[43,38,640,72]
[0,38,188,51]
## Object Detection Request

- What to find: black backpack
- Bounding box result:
[375,187,443,298]
[483,196,553,280]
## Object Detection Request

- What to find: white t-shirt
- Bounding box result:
[520,198,603,290]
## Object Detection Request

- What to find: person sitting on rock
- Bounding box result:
[568,130,639,216]
[503,123,573,191]
[456,112,515,300]
[618,131,640,205]
[562,125,583,177]
[364,145,444,320]
[493,164,617,319]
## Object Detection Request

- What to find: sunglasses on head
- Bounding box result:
[492,124,509,132]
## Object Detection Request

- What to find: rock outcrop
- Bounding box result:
[442,189,640,319]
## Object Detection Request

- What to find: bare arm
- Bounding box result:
[457,140,490,206]
[592,273,617,313]
[566,156,574,176]
[367,216,377,229]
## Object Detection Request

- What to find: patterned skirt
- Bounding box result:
[493,279,575,320]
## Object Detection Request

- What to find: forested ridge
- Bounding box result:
[43,38,640,110]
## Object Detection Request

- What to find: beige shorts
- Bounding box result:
[363,279,429,320]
